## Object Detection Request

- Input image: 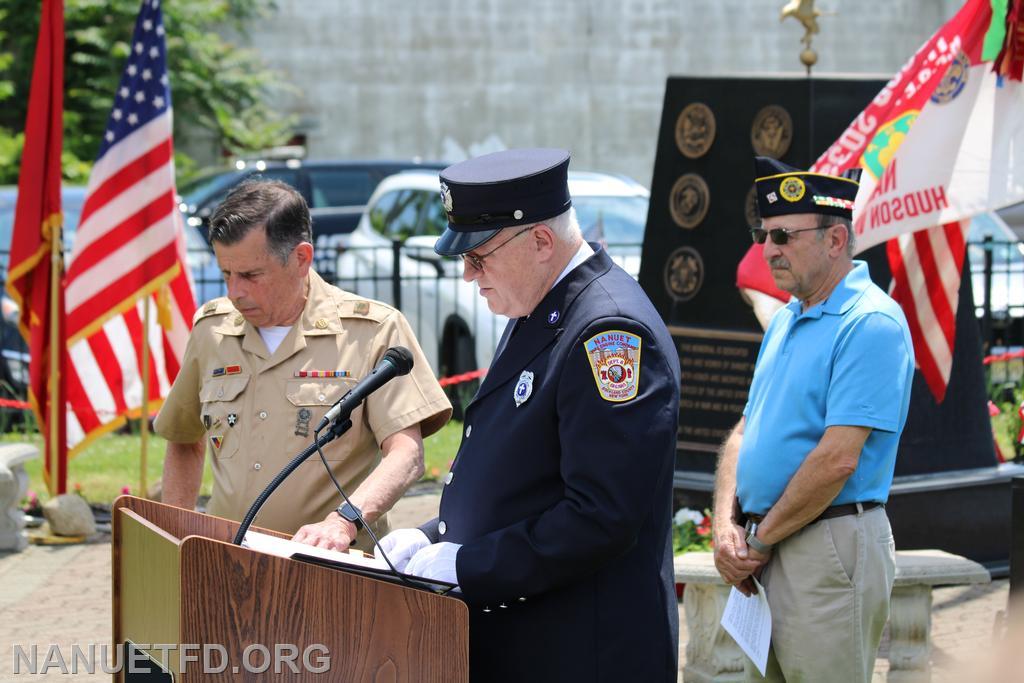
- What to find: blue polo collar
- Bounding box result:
[786,261,872,320]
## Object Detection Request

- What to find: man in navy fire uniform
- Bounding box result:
[378,148,681,681]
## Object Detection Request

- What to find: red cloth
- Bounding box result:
[735,243,788,302]
[6,0,67,494]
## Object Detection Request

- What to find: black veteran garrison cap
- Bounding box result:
[754,156,862,221]
[434,148,572,256]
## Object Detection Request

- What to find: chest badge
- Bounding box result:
[210,435,224,451]
[547,310,560,325]
[585,330,642,402]
[295,408,312,437]
[226,413,237,427]
[514,370,534,407]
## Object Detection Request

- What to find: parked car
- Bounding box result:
[334,169,650,391]
[0,186,89,414]
[177,157,447,279]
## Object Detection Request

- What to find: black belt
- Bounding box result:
[741,501,884,526]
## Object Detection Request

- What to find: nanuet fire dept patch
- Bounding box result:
[584,330,642,402]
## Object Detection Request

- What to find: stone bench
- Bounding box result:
[0,442,40,551]
[675,549,990,682]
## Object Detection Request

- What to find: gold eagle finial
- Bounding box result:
[781,0,825,69]
[780,0,820,47]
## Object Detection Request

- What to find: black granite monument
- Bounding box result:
[643,75,1024,567]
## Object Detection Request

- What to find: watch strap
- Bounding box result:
[745,523,773,554]
[336,502,364,532]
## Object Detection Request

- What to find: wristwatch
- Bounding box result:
[336,502,364,533]
[745,522,773,554]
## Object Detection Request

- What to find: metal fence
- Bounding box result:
[968,236,1024,348]
[194,241,642,379]
[0,236,1021,379]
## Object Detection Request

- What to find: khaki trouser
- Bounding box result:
[745,505,896,683]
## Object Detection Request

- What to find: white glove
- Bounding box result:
[404,541,462,585]
[374,528,431,572]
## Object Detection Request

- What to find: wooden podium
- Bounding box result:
[112,496,469,681]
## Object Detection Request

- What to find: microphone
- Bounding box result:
[316,346,415,432]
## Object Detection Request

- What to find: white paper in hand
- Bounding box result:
[720,576,772,676]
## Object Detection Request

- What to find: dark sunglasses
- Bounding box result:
[749,226,822,245]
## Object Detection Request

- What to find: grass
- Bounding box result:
[992,409,1021,461]
[16,405,1018,507]
[11,420,464,507]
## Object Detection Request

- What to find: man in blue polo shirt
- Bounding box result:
[712,157,915,682]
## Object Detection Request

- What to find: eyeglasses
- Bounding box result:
[461,226,533,271]
[749,226,822,245]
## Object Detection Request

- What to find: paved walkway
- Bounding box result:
[0,491,1012,681]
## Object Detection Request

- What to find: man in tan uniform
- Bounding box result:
[155,179,451,549]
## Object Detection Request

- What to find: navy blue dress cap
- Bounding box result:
[754,156,862,222]
[435,148,572,256]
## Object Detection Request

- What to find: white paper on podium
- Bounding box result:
[242,530,389,570]
[720,576,772,676]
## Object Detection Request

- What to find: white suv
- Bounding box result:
[334,170,649,407]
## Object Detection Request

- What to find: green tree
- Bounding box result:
[0,0,294,185]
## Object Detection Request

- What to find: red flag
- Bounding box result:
[62,0,196,455]
[738,0,1024,402]
[5,0,67,494]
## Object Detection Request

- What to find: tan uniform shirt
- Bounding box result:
[154,270,452,537]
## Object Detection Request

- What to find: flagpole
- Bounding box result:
[140,297,151,498]
[47,218,61,498]
[807,75,815,163]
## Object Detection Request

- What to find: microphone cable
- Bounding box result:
[311,423,420,590]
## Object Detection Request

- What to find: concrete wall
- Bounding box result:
[221,0,962,186]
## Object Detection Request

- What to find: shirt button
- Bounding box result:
[259,411,268,419]
[254,463,261,470]
[217,388,224,398]
[444,471,453,485]
[438,520,447,535]
[465,425,472,438]
[318,394,326,402]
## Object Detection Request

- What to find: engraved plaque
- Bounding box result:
[663,246,705,302]
[751,105,793,158]
[675,102,716,159]
[668,173,710,229]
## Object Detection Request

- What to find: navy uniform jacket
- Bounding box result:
[422,247,680,682]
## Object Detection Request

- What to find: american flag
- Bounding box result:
[886,222,969,402]
[63,0,196,453]
[739,0,1023,404]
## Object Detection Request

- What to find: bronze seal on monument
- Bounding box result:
[668,173,710,229]
[751,105,793,159]
[664,247,705,302]
[675,103,716,159]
